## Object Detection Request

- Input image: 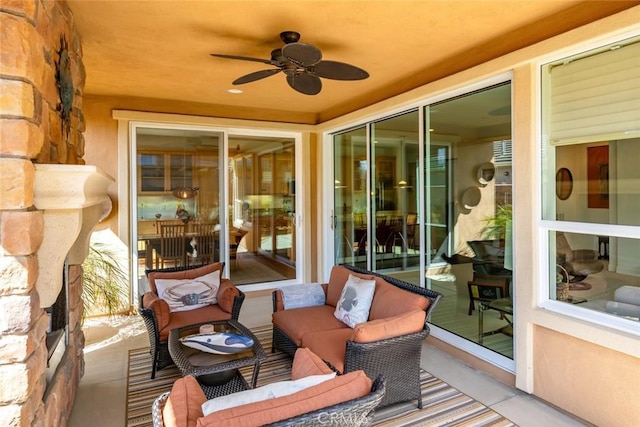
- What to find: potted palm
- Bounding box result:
[480,204,513,241]
[82,241,129,320]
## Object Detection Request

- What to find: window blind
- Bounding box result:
[550,41,640,145]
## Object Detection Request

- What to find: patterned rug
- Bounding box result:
[126,325,516,426]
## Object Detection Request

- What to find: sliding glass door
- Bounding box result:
[330,81,514,367]
[333,111,421,285]
[133,125,301,293]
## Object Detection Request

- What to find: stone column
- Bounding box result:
[0,1,86,425]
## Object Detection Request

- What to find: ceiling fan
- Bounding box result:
[211,31,369,95]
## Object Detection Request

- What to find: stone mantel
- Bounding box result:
[33,165,114,307]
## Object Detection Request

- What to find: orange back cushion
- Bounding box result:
[368,279,430,320]
[326,266,374,307]
[148,262,224,294]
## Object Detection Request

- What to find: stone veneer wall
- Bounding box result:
[0,1,86,425]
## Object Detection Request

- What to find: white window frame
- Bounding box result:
[537,32,640,337]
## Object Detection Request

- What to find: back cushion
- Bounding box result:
[147,262,224,294]
[197,371,372,427]
[368,278,430,320]
[326,266,374,307]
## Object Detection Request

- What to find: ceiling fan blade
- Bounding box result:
[211,53,273,65]
[309,60,369,81]
[233,69,282,85]
[282,43,322,67]
[286,73,322,95]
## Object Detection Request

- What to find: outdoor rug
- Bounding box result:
[126,325,516,426]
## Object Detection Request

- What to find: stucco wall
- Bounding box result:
[534,326,640,426]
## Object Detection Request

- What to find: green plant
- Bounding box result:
[480,204,513,240]
[81,242,129,320]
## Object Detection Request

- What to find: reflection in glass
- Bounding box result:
[426,82,514,359]
[371,111,420,273]
[231,136,296,284]
[550,231,640,322]
[135,128,222,292]
[333,126,367,267]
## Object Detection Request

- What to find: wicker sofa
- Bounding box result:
[271,264,442,408]
[140,262,245,378]
[152,348,386,427]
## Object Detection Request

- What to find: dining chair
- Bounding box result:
[156,223,186,268]
[187,222,218,266]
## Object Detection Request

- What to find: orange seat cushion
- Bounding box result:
[159,304,231,340]
[272,305,348,346]
[300,328,354,373]
[196,370,372,427]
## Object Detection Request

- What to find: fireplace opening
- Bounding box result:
[45,258,68,385]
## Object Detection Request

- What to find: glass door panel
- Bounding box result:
[333,126,367,268]
[229,136,296,285]
[135,128,222,291]
[370,111,420,278]
[427,143,451,263]
[425,82,514,360]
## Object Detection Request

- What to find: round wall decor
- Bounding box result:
[556,168,573,200]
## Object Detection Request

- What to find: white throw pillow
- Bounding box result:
[334,274,376,328]
[155,270,220,312]
[201,372,336,415]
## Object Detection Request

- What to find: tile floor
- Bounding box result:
[68,291,589,427]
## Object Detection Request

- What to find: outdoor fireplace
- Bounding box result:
[32,164,114,399]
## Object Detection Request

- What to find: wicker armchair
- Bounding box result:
[151,375,386,427]
[272,264,442,409]
[140,263,245,379]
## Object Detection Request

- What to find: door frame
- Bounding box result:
[118,116,305,299]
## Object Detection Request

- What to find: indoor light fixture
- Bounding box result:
[172,143,199,200]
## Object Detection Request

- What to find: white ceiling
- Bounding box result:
[67,1,636,125]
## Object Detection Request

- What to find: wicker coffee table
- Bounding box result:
[168,319,266,398]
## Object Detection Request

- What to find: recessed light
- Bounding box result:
[228,88,243,94]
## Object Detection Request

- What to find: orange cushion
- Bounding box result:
[148,262,224,294]
[162,375,206,427]
[300,328,354,373]
[351,309,426,343]
[272,305,348,346]
[142,292,171,331]
[368,278,430,320]
[326,266,374,307]
[291,347,334,380]
[217,279,239,313]
[159,304,231,340]
[196,371,372,427]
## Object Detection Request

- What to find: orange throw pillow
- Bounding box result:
[162,375,206,427]
[291,347,334,380]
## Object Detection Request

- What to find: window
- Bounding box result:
[541,35,640,332]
